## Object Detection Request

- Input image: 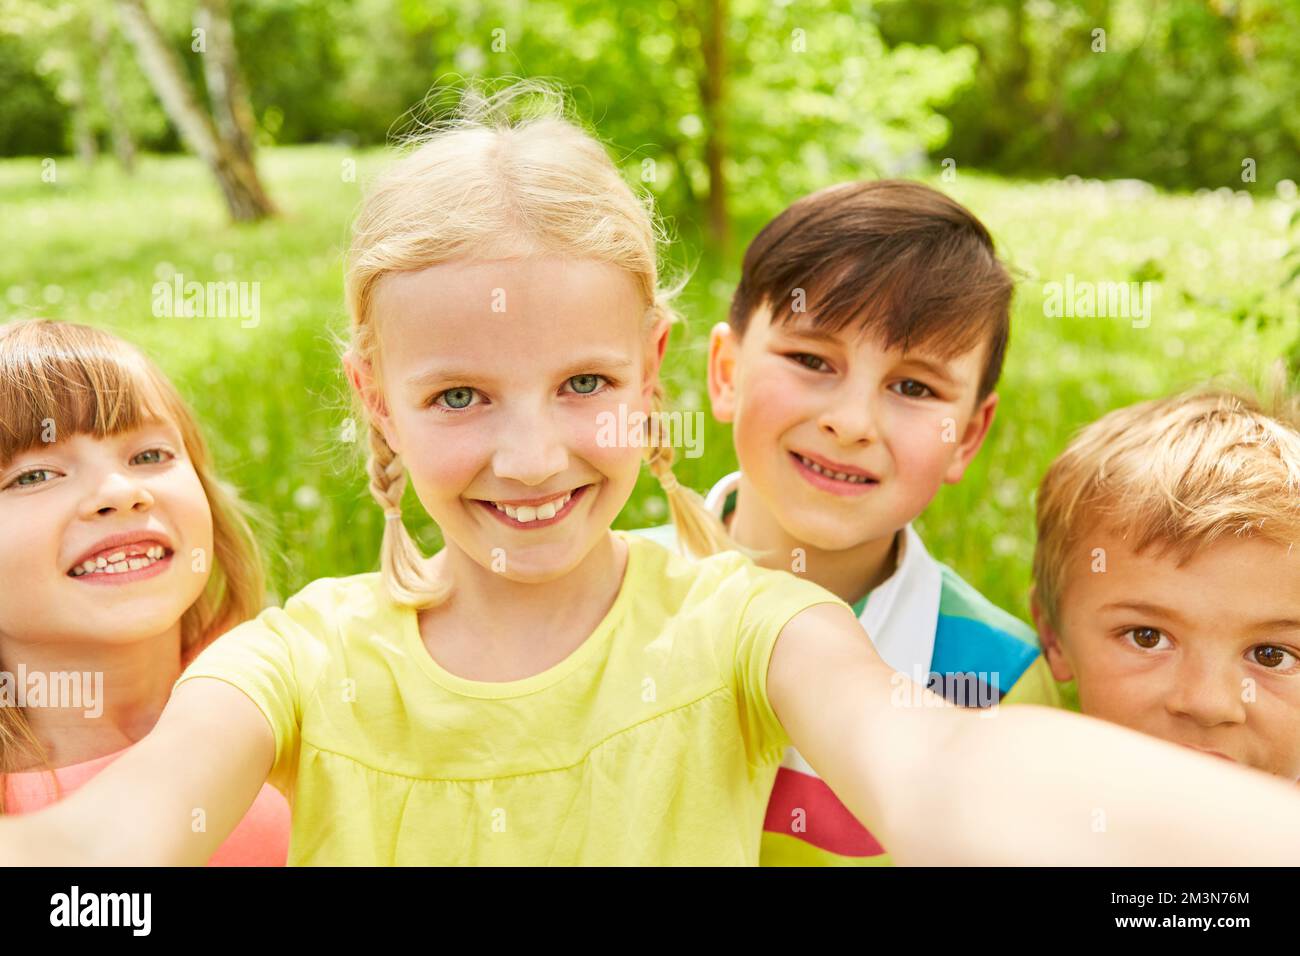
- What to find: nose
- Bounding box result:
[1163,652,1247,729]
[82,468,155,518]
[817,377,880,446]
[491,403,570,487]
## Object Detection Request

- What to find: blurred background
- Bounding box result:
[1,0,1298,615]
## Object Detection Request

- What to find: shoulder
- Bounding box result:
[619,531,841,624]
[935,562,1038,646]
[627,522,681,554]
[930,561,1043,686]
[193,572,395,670]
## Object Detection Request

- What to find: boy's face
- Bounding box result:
[1036,529,1300,779]
[707,305,997,551]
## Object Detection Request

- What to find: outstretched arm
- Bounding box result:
[0,678,275,866]
[768,603,1300,865]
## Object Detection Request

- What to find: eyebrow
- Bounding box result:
[896,355,958,387]
[1100,602,1300,633]
[404,354,637,391]
[778,326,960,386]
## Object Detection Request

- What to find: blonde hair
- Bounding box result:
[1033,381,1300,632]
[344,80,736,609]
[0,319,265,808]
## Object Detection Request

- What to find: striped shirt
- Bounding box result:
[634,471,1063,866]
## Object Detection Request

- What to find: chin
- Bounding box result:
[779,515,882,554]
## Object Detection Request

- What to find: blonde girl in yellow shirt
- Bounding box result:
[3,82,1298,865]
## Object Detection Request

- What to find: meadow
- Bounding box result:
[3,146,1296,617]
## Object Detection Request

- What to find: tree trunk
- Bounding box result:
[114,0,275,221]
[91,12,137,175]
[63,58,98,167]
[698,0,729,259]
[195,0,258,168]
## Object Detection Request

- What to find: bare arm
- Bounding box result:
[769,603,1300,865]
[0,678,275,866]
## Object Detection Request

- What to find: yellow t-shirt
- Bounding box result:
[177,531,846,865]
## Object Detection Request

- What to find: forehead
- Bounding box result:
[1063,526,1300,630]
[372,257,645,365]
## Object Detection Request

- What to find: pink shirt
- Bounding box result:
[5,747,290,866]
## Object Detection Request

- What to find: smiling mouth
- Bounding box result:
[68,544,174,578]
[476,484,590,527]
[791,452,879,485]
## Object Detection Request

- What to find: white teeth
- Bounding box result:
[798,454,873,484]
[70,547,168,577]
[494,491,573,523]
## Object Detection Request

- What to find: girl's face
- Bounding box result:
[355,256,665,583]
[0,421,214,649]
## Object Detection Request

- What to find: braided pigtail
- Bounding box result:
[645,379,753,560]
[367,421,450,608]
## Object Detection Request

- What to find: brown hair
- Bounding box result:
[729,180,1014,400]
[1033,385,1300,632]
[0,319,265,807]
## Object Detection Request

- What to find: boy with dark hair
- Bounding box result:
[643,180,1060,865]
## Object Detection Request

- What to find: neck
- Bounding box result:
[727,474,901,606]
[0,623,184,770]
[420,531,629,682]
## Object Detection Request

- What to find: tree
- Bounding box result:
[114,0,274,221]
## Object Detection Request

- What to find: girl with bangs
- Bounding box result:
[0,320,289,865]
[3,84,1300,866]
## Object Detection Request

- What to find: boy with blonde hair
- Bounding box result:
[1032,387,1300,779]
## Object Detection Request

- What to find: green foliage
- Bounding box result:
[876,0,1300,192]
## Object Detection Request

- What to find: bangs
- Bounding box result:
[764,245,1007,364]
[0,321,177,467]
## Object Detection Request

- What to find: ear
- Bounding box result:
[942,391,999,484]
[343,350,401,454]
[642,315,672,405]
[707,322,739,423]
[1030,584,1075,682]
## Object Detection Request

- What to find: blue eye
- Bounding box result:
[436,387,477,410]
[567,374,605,395]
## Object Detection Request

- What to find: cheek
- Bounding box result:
[174,468,215,549]
[1074,643,1162,718]
[733,365,807,448]
[880,406,958,493]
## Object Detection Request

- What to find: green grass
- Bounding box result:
[2,147,1296,617]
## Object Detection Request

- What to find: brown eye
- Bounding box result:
[1130,627,1163,649]
[892,379,933,399]
[1255,645,1286,668]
